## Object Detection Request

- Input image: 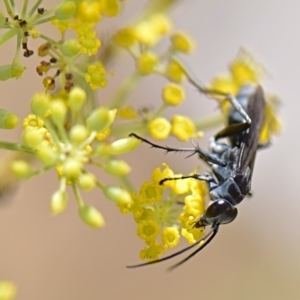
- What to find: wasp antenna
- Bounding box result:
[127,224,218,269]
[167,222,220,271]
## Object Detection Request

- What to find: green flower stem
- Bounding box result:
[56,123,69,145]
[152,103,168,119]
[28,164,55,178]
[0,141,35,154]
[78,131,97,150]
[108,71,142,108]
[194,112,225,131]
[110,122,147,137]
[44,120,63,147]
[34,15,57,26]
[95,180,105,190]
[72,184,85,208]
[21,0,29,19]
[29,0,43,17]
[0,28,17,46]
[3,0,14,18]
[119,175,136,193]
[39,34,61,49]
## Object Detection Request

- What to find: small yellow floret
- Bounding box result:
[139,181,163,204]
[137,219,160,242]
[171,31,195,53]
[148,117,171,140]
[162,227,180,248]
[114,28,136,47]
[140,242,164,261]
[165,59,186,83]
[171,115,197,141]
[162,83,185,106]
[136,52,158,75]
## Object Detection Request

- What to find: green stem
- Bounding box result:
[0,28,17,46]
[0,141,35,154]
[119,175,136,193]
[110,121,147,137]
[29,0,43,17]
[108,71,142,108]
[3,0,14,18]
[194,113,225,131]
[39,34,61,49]
[21,0,29,19]
[34,15,56,25]
[72,184,85,207]
[151,103,168,119]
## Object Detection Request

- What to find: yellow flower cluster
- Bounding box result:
[209,48,281,144]
[117,163,207,261]
[11,86,140,228]
[114,14,202,141]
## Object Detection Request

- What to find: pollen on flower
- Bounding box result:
[117,105,138,119]
[140,242,164,261]
[229,48,267,85]
[114,28,136,47]
[165,59,186,83]
[149,14,172,35]
[148,117,171,140]
[101,0,121,17]
[259,95,282,144]
[133,207,154,223]
[171,31,195,53]
[210,75,239,96]
[75,2,102,23]
[162,227,180,249]
[78,29,101,56]
[151,163,175,188]
[134,20,161,46]
[139,181,163,204]
[171,115,197,141]
[162,83,185,106]
[85,63,107,90]
[137,219,160,242]
[136,52,158,75]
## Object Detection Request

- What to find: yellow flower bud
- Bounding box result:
[62,159,83,180]
[103,186,133,205]
[50,190,68,215]
[136,52,158,75]
[61,39,80,57]
[31,93,51,117]
[0,109,18,129]
[50,99,67,126]
[110,137,140,155]
[37,146,58,166]
[104,159,131,176]
[165,59,186,83]
[69,124,88,145]
[171,32,195,53]
[10,160,33,179]
[78,173,96,191]
[79,205,105,228]
[55,1,76,20]
[86,107,116,133]
[23,128,44,147]
[69,87,86,112]
[114,28,136,47]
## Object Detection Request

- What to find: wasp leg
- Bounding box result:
[129,133,226,167]
[160,173,213,186]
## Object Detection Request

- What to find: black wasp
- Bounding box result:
[128,82,266,270]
